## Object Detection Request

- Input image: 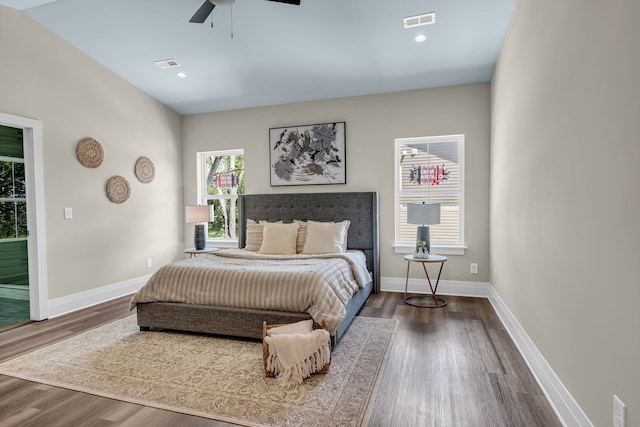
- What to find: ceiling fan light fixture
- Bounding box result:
[190,0,216,23]
[268,0,301,4]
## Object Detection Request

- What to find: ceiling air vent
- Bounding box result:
[154,59,182,69]
[403,12,436,29]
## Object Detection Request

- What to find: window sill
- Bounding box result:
[206,239,238,249]
[393,244,466,256]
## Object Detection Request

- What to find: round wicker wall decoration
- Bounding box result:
[106,175,131,204]
[76,137,104,168]
[135,156,155,184]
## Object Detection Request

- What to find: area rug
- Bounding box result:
[0,315,397,426]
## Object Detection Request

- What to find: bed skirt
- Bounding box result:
[136,281,373,346]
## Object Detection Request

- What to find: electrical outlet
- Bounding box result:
[614,395,626,427]
[64,207,73,220]
[470,263,478,274]
[146,258,152,269]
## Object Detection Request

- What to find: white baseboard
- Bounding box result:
[487,286,592,427]
[382,276,591,427]
[47,275,150,318]
[381,276,491,297]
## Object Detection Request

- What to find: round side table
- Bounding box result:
[403,254,447,308]
[184,247,219,258]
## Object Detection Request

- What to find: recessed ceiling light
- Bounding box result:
[403,12,436,29]
[154,59,182,69]
[414,34,427,43]
[177,72,187,79]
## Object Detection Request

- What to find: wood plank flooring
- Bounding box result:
[0,293,561,426]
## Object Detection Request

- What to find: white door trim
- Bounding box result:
[0,112,48,320]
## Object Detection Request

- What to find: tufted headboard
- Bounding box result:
[238,192,380,293]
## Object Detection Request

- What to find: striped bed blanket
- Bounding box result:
[129,249,372,333]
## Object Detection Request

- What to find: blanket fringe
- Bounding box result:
[267,343,331,386]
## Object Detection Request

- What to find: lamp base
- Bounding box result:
[194,224,206,250]
[415,225,431,256]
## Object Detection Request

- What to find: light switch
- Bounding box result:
[64,207,73,220]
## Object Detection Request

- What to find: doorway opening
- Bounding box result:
[0,113,48,326]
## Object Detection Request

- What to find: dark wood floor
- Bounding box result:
[0,293,561,427]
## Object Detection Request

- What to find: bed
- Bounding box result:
[133,192,379,344]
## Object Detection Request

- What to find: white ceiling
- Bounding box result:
[1,0,514,116]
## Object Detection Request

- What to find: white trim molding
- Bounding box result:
[381,276,491,297]
[381,277,592,427]
[48,275,149,318]
[0,112,48,321]
[487,287,593,427]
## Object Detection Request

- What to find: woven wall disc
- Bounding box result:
[135,156,155,184]
[106,175,131,204]
[76,137,104,168]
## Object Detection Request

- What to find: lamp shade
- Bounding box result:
[185,205,213,223]
[407,202,441,225]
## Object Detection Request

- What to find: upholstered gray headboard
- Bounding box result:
[238,192,380,293]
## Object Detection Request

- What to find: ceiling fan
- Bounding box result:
[190,0,301,24]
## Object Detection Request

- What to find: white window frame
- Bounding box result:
[393,134,466,255]
[196,148,244,248]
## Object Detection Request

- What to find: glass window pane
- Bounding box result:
[0,161,12,198]
[14,162,26,198]
[399,195,460,245]
[204,154,244,197]
[206,198,240,240]
[0,202,16,239]
[16,202,27,238]
[399,141,459,192]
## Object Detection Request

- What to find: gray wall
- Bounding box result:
[0,6,184,299]
[182,83,491,283]
[491,0,640,425]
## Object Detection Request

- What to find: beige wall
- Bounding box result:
[182,83,491,282]
[491,1,640,425]
[0,6,184,299]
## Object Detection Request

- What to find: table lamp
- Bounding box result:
[407,202,440,258]
[185,205,213,250]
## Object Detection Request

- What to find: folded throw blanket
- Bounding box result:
[265,328,331,386]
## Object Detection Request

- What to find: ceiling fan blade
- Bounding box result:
[268,0,301,5]
[190,1,216,23]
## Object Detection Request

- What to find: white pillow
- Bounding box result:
[302,220,350,254]
[244,220,282,251]
[258,222,300,255]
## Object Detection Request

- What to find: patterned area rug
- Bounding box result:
[0,315,397,426]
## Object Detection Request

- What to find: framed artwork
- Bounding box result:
[269,122,346,186]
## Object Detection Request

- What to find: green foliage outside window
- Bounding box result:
[202,152,244,239]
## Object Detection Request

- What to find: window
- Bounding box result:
[198,149,245,243]
[394,134,464,254]
[0,125,27,240]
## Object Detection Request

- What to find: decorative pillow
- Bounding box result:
[294,220,308,253]
[244,219,263,251]
[258,222,300,255]
[302,220,350,254]
[244,220,283,251]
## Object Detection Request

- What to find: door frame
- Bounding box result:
[0,112,48,320]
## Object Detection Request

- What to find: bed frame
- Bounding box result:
[136,191,379,345]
